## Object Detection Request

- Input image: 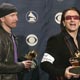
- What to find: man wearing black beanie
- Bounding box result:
[0,3,32,80]
[0,3,17,18]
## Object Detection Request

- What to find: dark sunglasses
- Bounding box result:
[65,15,80,20]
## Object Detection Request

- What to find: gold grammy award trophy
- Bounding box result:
[69,51,80,66]
[24,50,37,69]
[25,34,38,69]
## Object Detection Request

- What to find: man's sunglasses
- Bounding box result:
[65,15,80,20]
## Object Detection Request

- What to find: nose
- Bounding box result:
[70,17,74,21]
[15,16,18,21]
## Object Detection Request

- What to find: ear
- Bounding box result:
[0,17,4,22]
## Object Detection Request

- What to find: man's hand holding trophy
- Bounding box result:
[24,50,37,69]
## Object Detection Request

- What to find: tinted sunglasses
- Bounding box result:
[65,15,80,20]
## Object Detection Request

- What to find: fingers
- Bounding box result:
[65,66,72,79]
[22,60,32,69]
[65,66,80,79]
[73,74,80,78]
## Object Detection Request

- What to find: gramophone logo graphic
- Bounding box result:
[26,11,38,23]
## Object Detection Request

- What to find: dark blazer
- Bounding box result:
[41,31,80,80]
[0,26,25,80]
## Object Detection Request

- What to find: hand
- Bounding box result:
[65,66,80,79]
[22,60,32,69]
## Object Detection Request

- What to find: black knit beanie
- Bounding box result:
[0,3,17,18]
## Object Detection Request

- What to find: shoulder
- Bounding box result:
[48,33,62,43]
[0,28,10,41]
[0,27,6,35]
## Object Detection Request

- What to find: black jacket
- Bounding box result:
[41,31,80,80]
[0,26,25,80]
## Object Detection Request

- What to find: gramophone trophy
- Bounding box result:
[24,50,37,69]
[24,50,37,60]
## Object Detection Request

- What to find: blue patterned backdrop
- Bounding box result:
[0,0,80,80]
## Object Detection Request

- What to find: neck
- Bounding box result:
[67,30,78,40]
[67,30,79,49]
[1,23,11,34]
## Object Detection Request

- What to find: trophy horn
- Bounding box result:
[24,50,37,60]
